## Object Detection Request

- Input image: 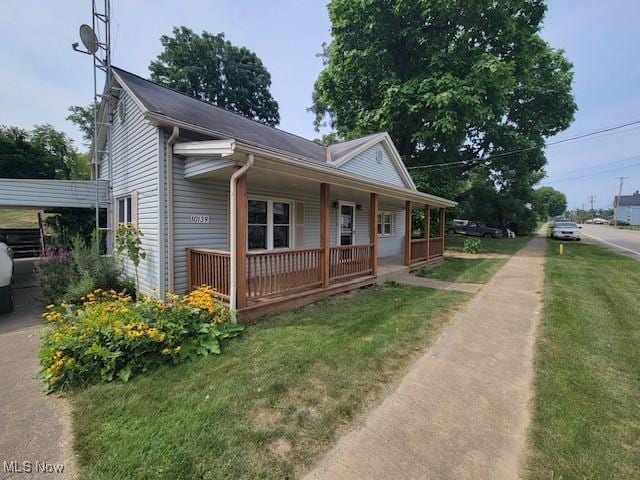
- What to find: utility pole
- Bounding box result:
[613,177,629,227]
[588,195,596,221]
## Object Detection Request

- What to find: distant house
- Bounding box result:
[92,67,456,320]
[614,190,640,225]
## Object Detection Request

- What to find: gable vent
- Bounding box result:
[376,149,383,164]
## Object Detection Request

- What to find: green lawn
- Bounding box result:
[527,242,640,479]
[445,234,532,255]
[0,208,40,227]
[72,284,470,479]
[416,257,507,283]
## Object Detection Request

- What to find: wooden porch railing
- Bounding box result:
[410,238,428,262]
[187,248,230,300]
[247,248,323,299]
[188,243,375,303]
[429,237,444,258]
[410,237,444,264]
[329,244,373,281]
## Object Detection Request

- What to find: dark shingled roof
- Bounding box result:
[614,192,640,206]
[113,67,328,164]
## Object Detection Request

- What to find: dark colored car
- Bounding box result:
[447,221,503,239]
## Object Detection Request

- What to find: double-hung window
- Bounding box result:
[377,211,394,237]
[117,196,133,225]
[248,198,292,250]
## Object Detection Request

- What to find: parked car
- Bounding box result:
[447,221,503,238]
[548,221,581,241]
[0,240,14,313]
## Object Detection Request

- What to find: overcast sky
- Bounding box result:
[1,0,638,209]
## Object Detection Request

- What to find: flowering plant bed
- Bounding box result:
[39,286,243,393]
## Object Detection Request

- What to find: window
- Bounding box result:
[117,196,132,224]
[248,198,292,250]
[377,211,394,237]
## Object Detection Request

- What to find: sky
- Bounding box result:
[1,0,638,210]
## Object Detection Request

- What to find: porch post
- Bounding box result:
[424,205,431,260]
[440,208,446,253]
[235,168,248,309]
[370,193,378,276]
[404,200,412,266]
[320,183,330,288]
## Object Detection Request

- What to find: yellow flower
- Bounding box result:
[161,348,171,355]
[46,304,55,310]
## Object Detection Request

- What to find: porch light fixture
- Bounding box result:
[332,201,339,209]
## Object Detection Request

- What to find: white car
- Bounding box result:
[549,221,581,241]
[0,241,14,313]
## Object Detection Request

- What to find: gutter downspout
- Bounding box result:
[229,153,254,321]
[166,126,179,293]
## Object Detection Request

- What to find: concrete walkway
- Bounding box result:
[306,235,546,480]
[0,263,76,479]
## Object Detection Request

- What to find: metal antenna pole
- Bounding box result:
[613,176,629,227]
[91,0,113,254]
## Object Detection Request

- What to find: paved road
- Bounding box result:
[306,235,545,480]
[580,224,640,260]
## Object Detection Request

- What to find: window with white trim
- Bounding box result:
[377,211,394,237]
[117,196,133,225]
[248,198,292,250]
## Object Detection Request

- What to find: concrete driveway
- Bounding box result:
[579,224,640,260]
[0,259,76,479]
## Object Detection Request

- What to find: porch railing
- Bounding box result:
[410,237,444,264]
[188,244,375,303]
[187,248,231,300]
[410,238,428,262]
[329,244,373,281]
[247,248,323,299]
[429,237,444,258]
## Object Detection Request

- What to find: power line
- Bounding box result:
[407,118,640,170]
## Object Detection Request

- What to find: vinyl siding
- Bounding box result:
[101,91,160,294]
[170,153,229,294]
[339,143,408,188]
[377,205,405,258]
[0,179,109,208]
[617,205,640,225]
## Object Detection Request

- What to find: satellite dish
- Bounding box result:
[79,24,99,54]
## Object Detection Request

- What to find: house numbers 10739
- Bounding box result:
[190,215,210,224]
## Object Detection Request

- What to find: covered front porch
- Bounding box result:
[180,156,448,321]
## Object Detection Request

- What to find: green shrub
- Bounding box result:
[36,235,136,305]
[35,249,76,304]
[40,286,242,393]
[463,238,483,254]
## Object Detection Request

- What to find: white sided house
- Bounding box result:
[96,67,456,321]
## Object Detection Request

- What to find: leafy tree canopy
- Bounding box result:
[149,27,280,126]
[532,186,567,219]
[312,0,576,233]
[66,103,97,146]
[0,124,89,180]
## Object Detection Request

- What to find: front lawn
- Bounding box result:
[527,242,640,478]
[416,257,507,283]
[445,234,532,255]
[72,284,469,479]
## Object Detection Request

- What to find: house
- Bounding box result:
[95,67,456,320]
[613,191,640,225]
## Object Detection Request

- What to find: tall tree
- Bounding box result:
[66,103,97,146]
[149,27,280,126]
[0,124,89,180]
[532,186,567,219]
[312,0,576,232]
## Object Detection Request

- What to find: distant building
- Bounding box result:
[614,190,640,225]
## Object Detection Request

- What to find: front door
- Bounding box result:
[339,203,355,246]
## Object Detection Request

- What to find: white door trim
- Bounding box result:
[337,200,356,245]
